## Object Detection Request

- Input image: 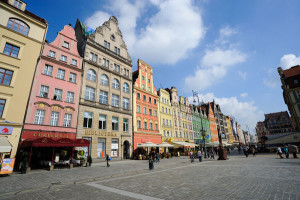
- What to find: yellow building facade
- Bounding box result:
[226,116,234,143]
[179,96,189,142]
[0,0,48,158]
[158,89,174,143]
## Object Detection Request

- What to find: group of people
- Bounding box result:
[277,145,299,159]
[189,149,216,162]
[242,146,257,157]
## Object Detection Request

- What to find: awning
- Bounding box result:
[171,141,198,148]
[137,142,159,147]
[158,142,174,147]
[0,137,12,153]
[21,138,90,148]
[206,141,232,147]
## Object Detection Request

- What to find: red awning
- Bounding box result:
[21,138,90,148]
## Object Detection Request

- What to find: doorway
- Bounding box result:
[123,141,129,159]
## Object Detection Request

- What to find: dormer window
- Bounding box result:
[110,34,115,41]
[13,0,22,9]
[63,41,69,49]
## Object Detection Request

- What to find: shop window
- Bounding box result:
[97,138,106,158]
[83,112,93,128]
[111,139,118,157]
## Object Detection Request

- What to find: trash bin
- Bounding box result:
[149,160,154,170]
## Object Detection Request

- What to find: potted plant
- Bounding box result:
[87,156,92,167]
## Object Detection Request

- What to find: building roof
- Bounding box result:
[0,0,47,24]
[264,111,290,122]
[282,65,300,78]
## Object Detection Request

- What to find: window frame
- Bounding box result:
[3,43,20,58]
[0,68,13,86]
[7,18,29,36]
[63,113,72,127]
[0,99,6,118]
[85,86,95,101]
[99,90,108,104]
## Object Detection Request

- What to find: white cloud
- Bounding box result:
[185,47,247,91]
[85,0,205,65]
[263,68,280,88]
[219,26,238,37]
[190,93,263,132]
[238,71,247,80]
[85,11,111,30]
[240,93,248,98]
[279,54,300,69]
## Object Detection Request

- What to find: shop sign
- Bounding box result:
[84,130,118,137]
[0,158,15,175]
[32,132,70,139]
[0,126,13,135]
[111,143,118,149]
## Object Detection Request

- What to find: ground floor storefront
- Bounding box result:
[133,132,161,158]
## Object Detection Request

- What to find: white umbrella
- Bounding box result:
[158,142,174,147]
[137,142,159,147]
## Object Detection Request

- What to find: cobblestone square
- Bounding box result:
[0,154,299,200]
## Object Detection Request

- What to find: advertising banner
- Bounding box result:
[0,158,15,174]
[0,126,13,135]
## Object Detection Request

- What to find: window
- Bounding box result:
[50,112,59,126]
[100,74,109,86]
[104,40,110,49]
[114,64,120,73]
[137,93,140,99]
[112,117,118,131]
[170,120,172,126]
[87,69,96,81]
[124,68,129,77]
[142,76,145,80]
[99,90,108,104]
[13,0,22,9]
[137,105,141,113]
[123,118,129,132]
[166,119,168,126]
[148,87,151,92]
[154,110,157,117]
[143,107,147,114]
[149,109,152,116]
[294,79,299,84]
[165,108,168,113]
[111,139,118,157]
[64,114,72,127]
[53,88,62,101]
[57,69,65,80]
[112,94,119,107]
[43,65,53,76]
[144,121,147,130]
[148,79,150,83]
[123,83,129,93]
[114,47,120,55]
[154,99,156,105]
[63,41,69,48]
[49,50,56,58]
[123,97,129,110]
[89,52,98,62]
[99,115,106,129]
[143,95,146,101]
[142,84,145,89]
[7,18,29,36]
[163,119,165,125]
[150,122,153,130]
[69,73,76,83]
[98,138,106,158]
[71,59,77,66]
[155,123,158,130]
[3,43,19,58]
[66,91,74,103]
[163,130,166,136]
[112,79,120,89]
[61,55,67,62]
[0,68,13,86]
[0,99,6,118]
[34,109,45,125]
[162,106,164,113]
[102,58,109,68]
[39,85,49,98]
[85,86,95,101]
[149,97,152,103]
[83,112,93,128]
[137,120,141,128]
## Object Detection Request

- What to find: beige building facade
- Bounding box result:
[0,0,47,159]
[75,17,132,160]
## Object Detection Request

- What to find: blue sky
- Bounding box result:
[25,0,300,132]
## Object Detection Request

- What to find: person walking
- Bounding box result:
[105,154,110,167]
[251,147,256,157]
[284,145,289,158]
[277,147,284,159]
[197,150,202,162]
[243,146,249,158]
[189,150,194,162]
[156,152,160,163]
[210,149,215,159]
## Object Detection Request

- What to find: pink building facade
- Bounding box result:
[22,25,82,140]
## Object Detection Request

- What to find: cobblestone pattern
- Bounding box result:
[0,154,299,200]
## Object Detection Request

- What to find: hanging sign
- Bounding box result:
[0,126,13,135]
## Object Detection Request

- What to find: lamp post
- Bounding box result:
[202,127,207,158]
[217,125,228,160]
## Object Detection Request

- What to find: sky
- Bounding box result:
[25,0,300,133]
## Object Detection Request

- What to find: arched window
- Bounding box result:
[87,69,96,81]
[112,78,119,89]
[7,18,29,36]
[123,82,129,93]
[100,74,109,86]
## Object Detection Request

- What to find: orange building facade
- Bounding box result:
[132,60,161,155]
[207,103,218,142]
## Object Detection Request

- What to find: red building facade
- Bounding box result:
[132,59,160,154]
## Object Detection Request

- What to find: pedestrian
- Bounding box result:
[277,147,284,159]
[284,145,289,159]
[197,150,202,162]
[156,152,160,163]
[238,146,241,154]
[210,149,215,159]
[243,146,249,158]
[251,147,256,157]
[105,154,110,167]
[227,147,231,155]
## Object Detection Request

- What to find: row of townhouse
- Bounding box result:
[0,1,246,168]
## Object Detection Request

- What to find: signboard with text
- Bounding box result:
[0,158,15,174]
[0,126,13,135]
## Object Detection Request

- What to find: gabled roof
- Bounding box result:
[283,65,300,78]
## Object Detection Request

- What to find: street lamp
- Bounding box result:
[201,126,207,158]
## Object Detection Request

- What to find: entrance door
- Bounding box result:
[123,141,129,159]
